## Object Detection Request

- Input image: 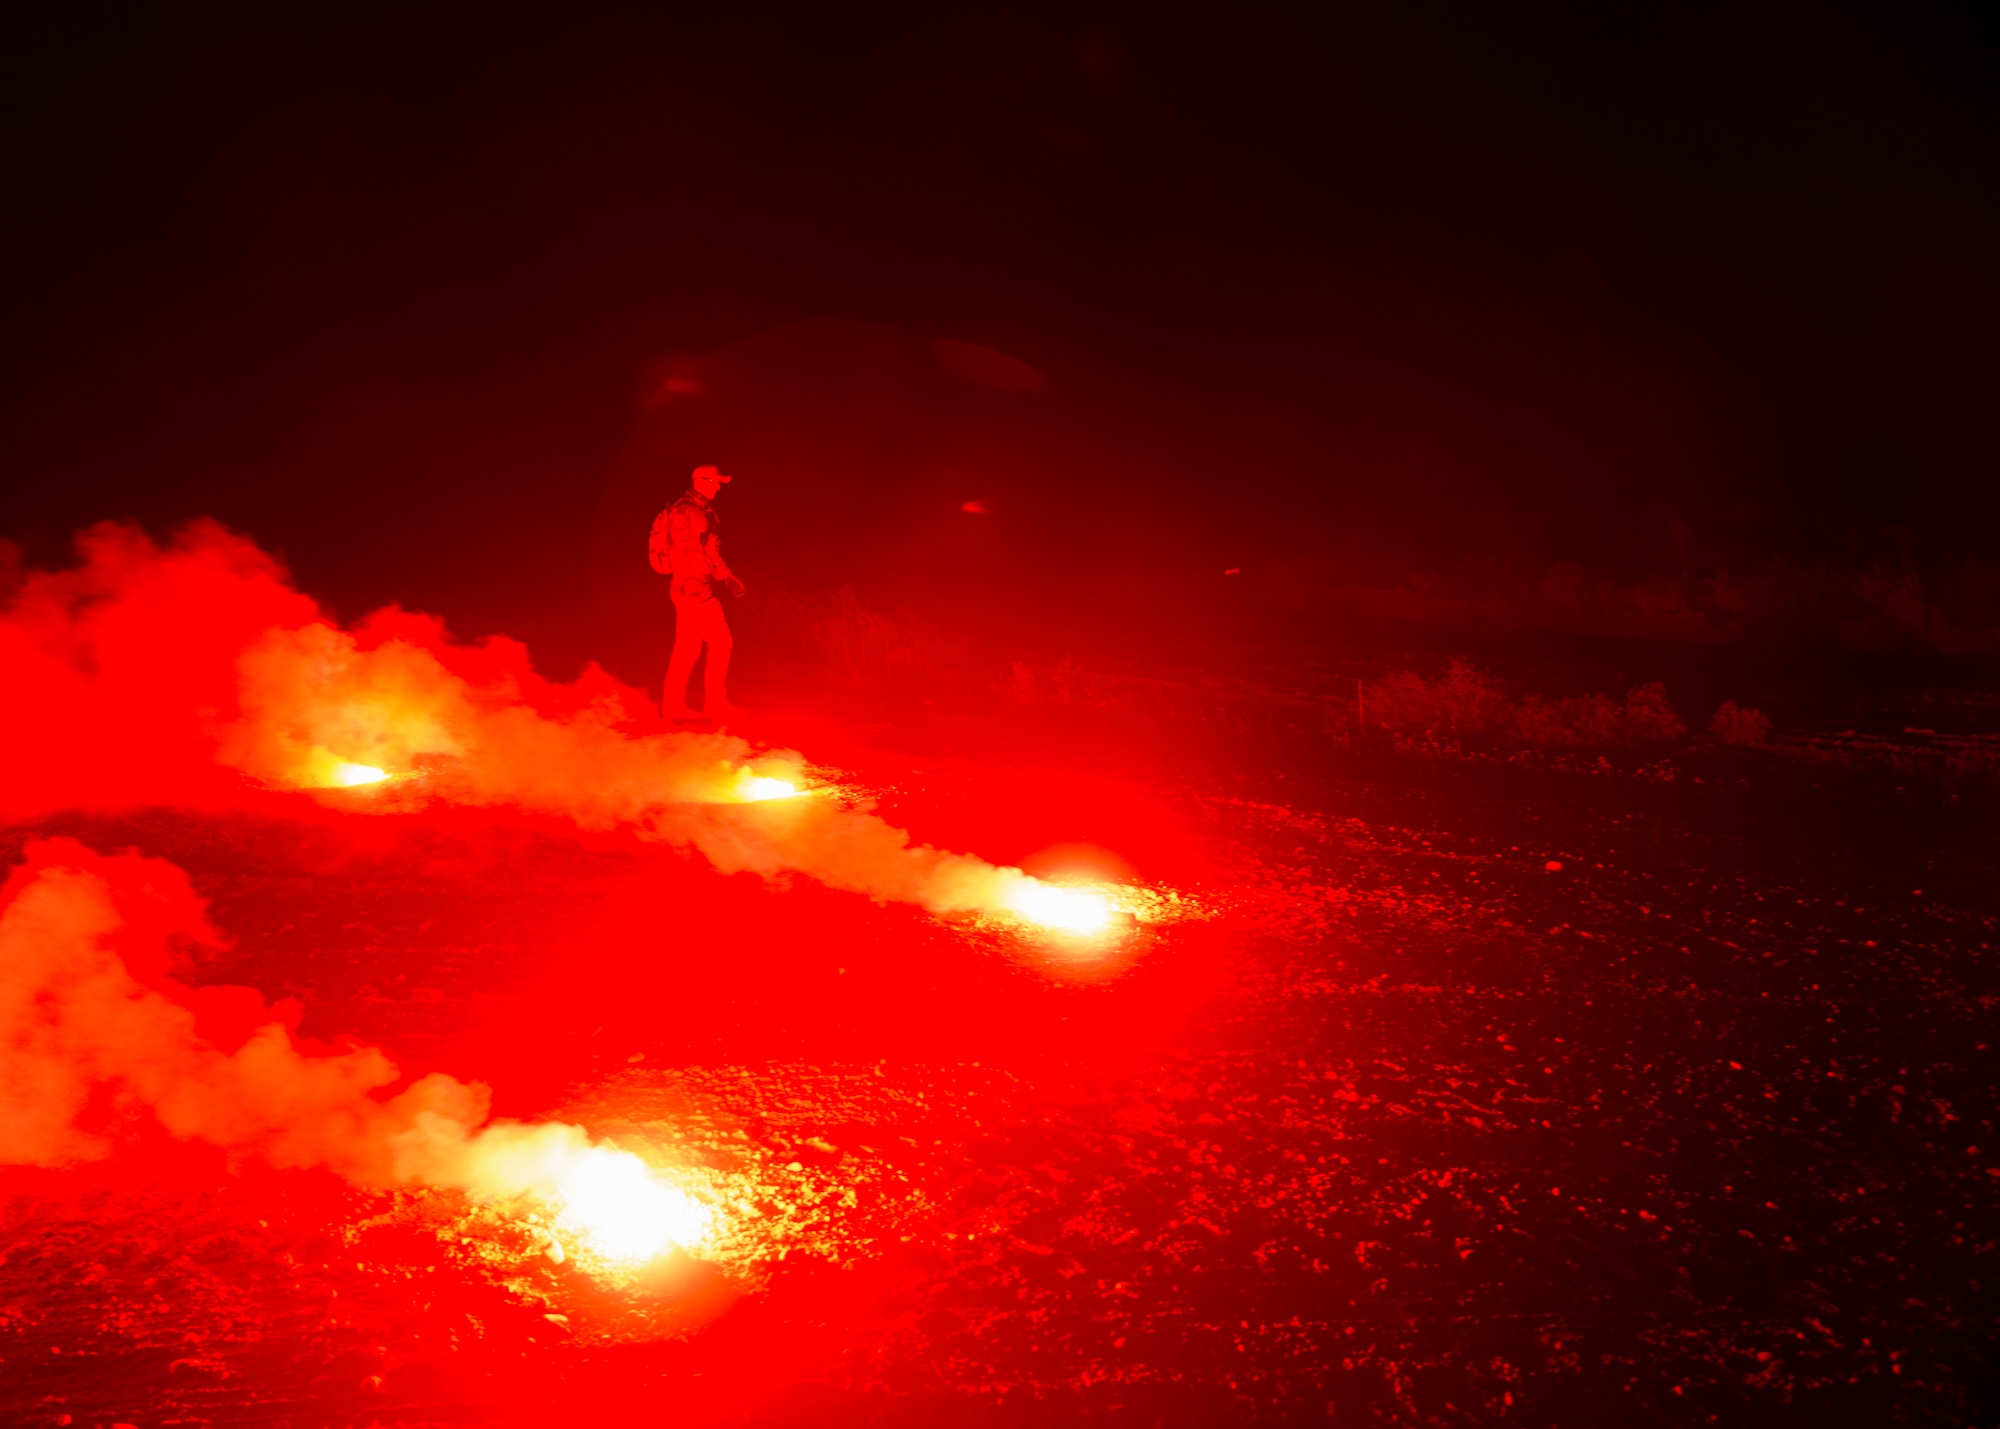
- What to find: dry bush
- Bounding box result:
[1514,693,1619,746]
[1622,683,1689,740]
[1509,684,1685,746]
[1365,658,1510,735]
[1512,688,1688,752]
[1370,663,1688,749]
[1708,700,1773,745]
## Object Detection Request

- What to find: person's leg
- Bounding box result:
[664,587,705,718]
[701,603,737,716]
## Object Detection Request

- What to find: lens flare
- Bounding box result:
[329,762,389,787]
[1005,879,1117,936]
[550,1147,713,1264]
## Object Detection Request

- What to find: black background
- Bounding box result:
[4,2,1996,678]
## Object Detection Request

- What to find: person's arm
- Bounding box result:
[704,530,745,596]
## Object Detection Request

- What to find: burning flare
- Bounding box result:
[554,1145,713,1262]
[1003,879,1118,937]
[733,772,802,802]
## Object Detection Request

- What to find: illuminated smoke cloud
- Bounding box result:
[0,839,709,1258]
[0,521,1106,923]
[0,527,1146,1264]
[0,521,316,817]
[0,837,482,1179]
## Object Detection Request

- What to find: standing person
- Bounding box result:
[650,463,747,722]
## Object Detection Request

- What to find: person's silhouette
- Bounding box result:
[650,463,747,722]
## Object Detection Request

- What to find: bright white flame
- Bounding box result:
[552,1147,713,1263]
[329,762,389,787]
[1005,880,1116,936]
[736,774,801,801]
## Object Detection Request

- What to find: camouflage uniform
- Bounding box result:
[650,488,738,716]
[650,490,726,593]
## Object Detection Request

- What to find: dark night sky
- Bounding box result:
[3,3,1996,672]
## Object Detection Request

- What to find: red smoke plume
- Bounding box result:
[0,837,714,1259]
[0,521,1130,924]
[0,522,1152,1262]
[0,837,482,1178]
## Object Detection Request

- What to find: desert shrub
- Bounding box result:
[1510,696,1571,747]
[1622,682,1688,740]
[1708,700,1773,745]
[1365,658,1510,735]
[1370,660,1687,748]
[1571,693,1628,742]
[1507,684,1684,747]
[1514,693,1617,745]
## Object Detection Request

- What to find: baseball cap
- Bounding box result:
[692,463,732,483]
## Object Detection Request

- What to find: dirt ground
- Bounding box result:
[3,666,1998,1427]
